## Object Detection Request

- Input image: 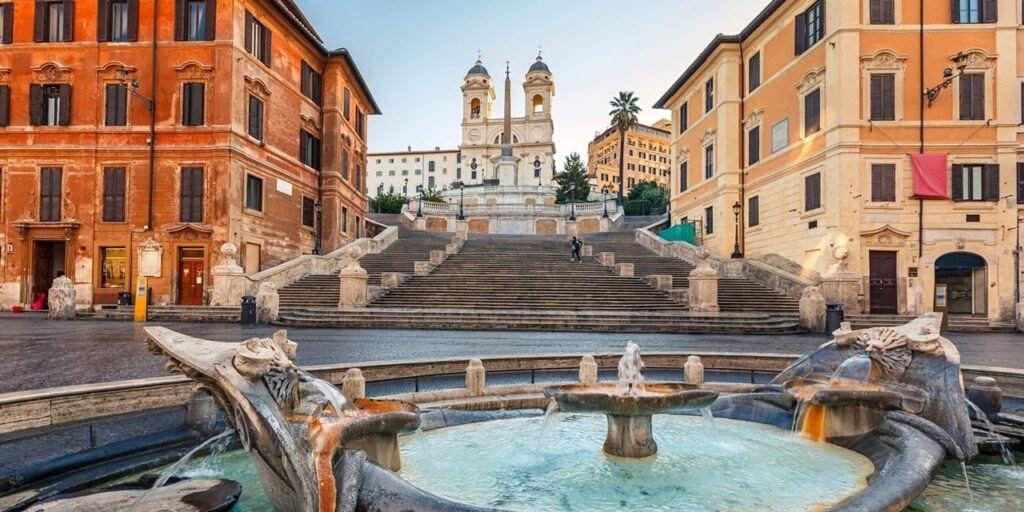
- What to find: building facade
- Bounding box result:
[0,0,378,308]
[367,147,462,196]
[588,120,672,195]
[459,56,557,187]
[655,0,1024,324]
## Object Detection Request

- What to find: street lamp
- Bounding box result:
[731,200,743,259]
[924,52,971,107]
[416,184,424,218]
[601,186,609,218]
[568,183,577,221]
[455,181,466,220]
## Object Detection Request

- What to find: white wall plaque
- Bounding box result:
[276,179,293,196]
[771,118,789,154]
[137,237,163,278]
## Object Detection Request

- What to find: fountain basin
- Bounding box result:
[341,398,421,471]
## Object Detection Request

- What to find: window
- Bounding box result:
[428,161,435,172]
[301,196,315,228]
[29,84,70,126]
[343,88,351,120]
[952,0,996,23]
[35,0,72,42]
[704,79,714,113]
[98,0,136,42]
[428,176,435,189]
[1017,163,1024,203]
[471,171,477,180]
[804,88,821,135]
[679,161,688,192]
[100,248,127,288]
[748,126,760,165]
[805,172,822,211]
[245,174,263,211]
[355,164,362,193]
[402,170,408,176]
[748,52,761,92]
[870,74,895,121]
[748,196,759,227]
[959,73,985,121]
[869,0,895,24]
[299,130,321,170]
[952,164,999,201]
[300,61,323,105]
[0,85,8,127]
[105,83,127,126]
[795,1,825,55]
[356,108,365,138]
[704,206,714,235]
[704,144,714,179]
[102,167,126,222]
[341,148,350,180]
[341,206,348,233]
[871,164,896,202]
[0,3,13,45]
[388,170,395,176]
[182,82,205,126]
[180,167,204,222]
[247,95,264,140]
[245,11,271,66]
[40,167,62,221]
[175,0,214,41]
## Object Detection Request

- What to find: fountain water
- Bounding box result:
[130,429,234,510]
[615,341,645,396]
[966,399,1017,465]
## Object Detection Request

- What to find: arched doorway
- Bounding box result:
[935,252,987,316]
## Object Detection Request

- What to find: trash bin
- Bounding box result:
[240,295,257,325]
[117,291,133,306]
[825,302,844,335]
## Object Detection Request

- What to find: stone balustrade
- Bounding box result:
[643,275,673,291]
[598,252,615,266]
[614,263,634,277]
[414,261,432,276]
[410,200,618,218]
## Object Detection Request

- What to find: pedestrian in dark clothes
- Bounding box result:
[570,236,583,263]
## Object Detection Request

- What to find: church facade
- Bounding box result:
[459,56,557,187]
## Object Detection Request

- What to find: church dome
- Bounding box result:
[529,56,550,74]
[467,60,489,77]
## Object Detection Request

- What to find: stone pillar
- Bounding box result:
[430,250,445,265]
[466,359,486,397]
[255,282,280,323]
[342,368,366,401]
[599,252,616,267]
[643,275,673,291]
[47,276,76,320]
[684,356,704,386]
[414,261,431,276]
[445,243,459,255]
[273,329,297,360]
[380,272,407,289]
[615,263,634,277]
[581,245,593,257]
[566,221,579,238]
[820,247,862,314]
[211,243,248,306]
[338,249,368,309]
[579,355,598,386]
[688,248,719,313]
[1016,302,1024,333]
[966,376,1003,418]
[185,390,220,437]
[799,286,827,333]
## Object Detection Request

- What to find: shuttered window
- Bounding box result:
[300,61,323,105]
[97,0,137,42]
[679,161,688,192]
[245,174,262,212]
[244,11,272,66]
[182,82,205,126]
[805,172,822,211]
[341,148,350,180]
[679,101,688,134]
[871,164,896,202]
[180,167,203,222]
[795,1,825,55]
[704,79,714,113]
[341,206,348,233]
[105,83,127,126]
[870,74,895,121]
[0,3,14,44]
[804,88,821,135]
[30,84,70,126]
[299,130,321,170]
[356,108,365,138]
[952,164,999,201]
[952,0,997,23]
[959,73,985,121]
[1017,163,1024,204]
[102,167,126,222]
[704,144,714,179]
[343,88,351,120]
[869,0,895,24]
[704,206,714,235]
[748,196,759,227]
[0,85,9,127]
[301,196,315,227]
[40,167,62,221]
[247,95,263,140]
[748,52,761,92]
[748,126,760,165]
[34,0,73,42]
[355,164,362,193]
[174,0,215,41]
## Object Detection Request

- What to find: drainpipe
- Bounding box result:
[738,44,746,257]
[146,0,158,231]
[917,0,924,259]
[313,60,326,255]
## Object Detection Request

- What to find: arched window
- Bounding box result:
[470,98,481,119]
[532,95,544,114]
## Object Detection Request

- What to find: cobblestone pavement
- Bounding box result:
[0,314,1021,394]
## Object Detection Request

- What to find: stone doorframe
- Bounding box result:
[859,225,912,315]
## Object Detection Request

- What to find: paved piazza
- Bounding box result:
[1,314,1021,395]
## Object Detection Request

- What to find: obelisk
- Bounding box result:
[496,61,518,186]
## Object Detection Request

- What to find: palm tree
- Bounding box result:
[609,91,641,204]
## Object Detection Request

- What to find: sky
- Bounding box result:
[295,0,768,161]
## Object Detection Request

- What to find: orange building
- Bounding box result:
[655,0,1023,326]
[0,0,378,308]
[587,120,672,196]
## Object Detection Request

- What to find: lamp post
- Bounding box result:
[924,52,970,107]
[568,183,577,221]
[602,186,609,218]
[456,181,466,220]
[416,184,424,218]
[731,200,743,259]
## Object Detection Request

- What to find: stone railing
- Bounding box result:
[409,200,618,218]
[210,226,399,306]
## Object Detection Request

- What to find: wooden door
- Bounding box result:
[33,242,54,295]
[869,251,898,314]
[178,257,205,306]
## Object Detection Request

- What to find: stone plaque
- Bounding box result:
[138,238,163,277]
[771,118,789,153]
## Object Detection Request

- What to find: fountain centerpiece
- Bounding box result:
[544,342,718,458]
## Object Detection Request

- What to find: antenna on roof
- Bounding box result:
[537,45,543,58]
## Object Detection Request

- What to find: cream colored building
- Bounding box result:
[367,148,462,196]
[588,120,673,195]
[655,0,1023,327]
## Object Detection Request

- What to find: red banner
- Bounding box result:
[910,154,948,199]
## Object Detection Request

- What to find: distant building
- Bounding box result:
[367,148,462,196]
[588,120,672,195]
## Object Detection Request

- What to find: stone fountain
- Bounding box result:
[545,342,719,457]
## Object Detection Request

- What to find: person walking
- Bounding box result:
[570,236,583,263]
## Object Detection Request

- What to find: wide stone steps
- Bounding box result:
[845,314,1017,333]
[78,305,241,322]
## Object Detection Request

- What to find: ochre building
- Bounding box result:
[0,0,378,308]
[588,120,672,195]
[655,0,1023,325]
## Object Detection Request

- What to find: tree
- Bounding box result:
[370,192,407,214]
[419,188,445,203]
[554,153,591,204]
[609,91,641,204]
[625,180,669,215]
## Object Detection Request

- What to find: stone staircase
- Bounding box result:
[845,313,1017,333]
[582,231,801,316]
[78,305,241,322]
